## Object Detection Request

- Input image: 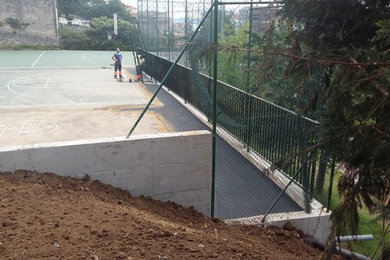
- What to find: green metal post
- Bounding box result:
[156,0,159,55]
[244,0,253,151]
[146,0,149,49]
[167,0,170,60]
[137,0,140,29]
[171,0,174,58]
[135,18,147,52]
[126,4,215,138]
[261,164,306,222]
[185,0,188,66]
[211,0,218,218]
[208,0,213,77]
[140,0,143,38]
[327,156,336,212]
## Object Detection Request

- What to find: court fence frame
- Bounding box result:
[129,0,334,219]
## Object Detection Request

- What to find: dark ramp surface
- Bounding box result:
[139,78,302,219]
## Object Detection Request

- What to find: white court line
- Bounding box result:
[44,78,50,88]
[0,122,12,137]
[30,51,46,68]
[7,78,63,103]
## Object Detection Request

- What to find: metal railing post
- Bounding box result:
[244,0,253,151]
[146,0,149,49]
[262,164,306,222]
[156,0,159,55]
[126,4,215,138]
[211,0,218,218]
[327,155,336,212]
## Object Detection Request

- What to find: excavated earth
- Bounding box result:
[0,170,331,259]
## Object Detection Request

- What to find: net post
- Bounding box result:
[211,0,218,218]
[167,0,170,60]
[156,0,159,55]
[244,0,254,151]
[327,155,336,212]
[126,4,215,138]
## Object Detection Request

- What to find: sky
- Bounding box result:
[119,0,137,8]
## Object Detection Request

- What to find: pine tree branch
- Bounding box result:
[218,44,390,68]
[350,58,389,97]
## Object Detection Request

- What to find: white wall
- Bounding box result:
[0,130,212,215]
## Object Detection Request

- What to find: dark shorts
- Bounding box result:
[114,62,122,71]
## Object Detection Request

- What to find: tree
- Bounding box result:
[256,0,390,258]
[57,0,139,50]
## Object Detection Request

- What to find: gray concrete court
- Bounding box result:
[0,50,134,69]
[0,69,146,108]
[0,52,168,146]
[0,50,302,220]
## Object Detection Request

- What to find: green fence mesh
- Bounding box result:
[135,0,334,215]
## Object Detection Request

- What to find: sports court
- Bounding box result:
[0,50,169,146]
[0,49,302,219]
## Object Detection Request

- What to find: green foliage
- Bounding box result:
[57,0,139,50]
[5,17,28,29]
[255,0,390,258]
[218,22,253,91]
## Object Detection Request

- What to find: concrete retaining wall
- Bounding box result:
[226,209,331,245]
[0,130,212,215]
[0,0,59,46]
[158,84,332,244]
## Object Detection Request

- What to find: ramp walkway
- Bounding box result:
[138,78,302,219]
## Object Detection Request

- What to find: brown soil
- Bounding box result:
[0,170,328,260]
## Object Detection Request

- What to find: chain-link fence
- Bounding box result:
[132,0,335,217]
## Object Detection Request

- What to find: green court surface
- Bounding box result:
[0,50,134,69]
[0,50,168,147]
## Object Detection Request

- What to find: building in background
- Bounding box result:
[0,0,59,47]
[237,4,281,33]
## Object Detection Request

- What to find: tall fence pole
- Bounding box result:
[244,0,253,151]
[156,0,160,56]
[185,0,188,67]
[167,0,170,60]
[211,0,218,218]
[261,163,306,222]
[126,4,215,138]
[146,0,149,49]
[327,155,336,212]
[171,0,174,58]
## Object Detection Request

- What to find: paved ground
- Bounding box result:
[138,78,302,219]
[0,50,134,69]
[0,51,166,146]
[0,50,302,219]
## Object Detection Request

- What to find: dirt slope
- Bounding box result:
[0,170,327,259]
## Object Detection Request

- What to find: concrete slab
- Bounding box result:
[0,50,134,69]
[136,76,302,219]
[0,131,212,215]
[0,68,168,146]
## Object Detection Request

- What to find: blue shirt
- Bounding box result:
[114,53,122,62]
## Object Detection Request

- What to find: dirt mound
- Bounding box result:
[0,170,327,259]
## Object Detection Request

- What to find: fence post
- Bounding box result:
[185,0,188,67]
[146,0,149,49]
[167,0,170,60]
[127,4,215,138]
[327,155,336,212]
[211,0,218,218]
[156,0,159,55]
[244,0,253,152]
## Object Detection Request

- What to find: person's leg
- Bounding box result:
[135,66,141,81]
[114,63,118,78]
[118,63,122,78]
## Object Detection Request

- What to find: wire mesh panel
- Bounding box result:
[136,0,333,214]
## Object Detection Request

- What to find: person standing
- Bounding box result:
[112,48,123,79]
